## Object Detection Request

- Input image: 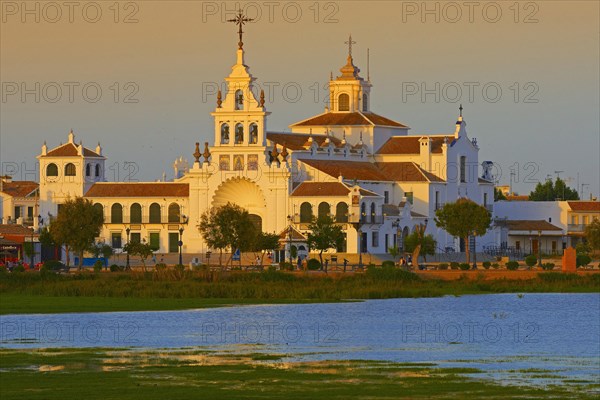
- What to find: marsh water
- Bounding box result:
[2,294,599,384]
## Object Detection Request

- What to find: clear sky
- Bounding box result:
[1,1,599,198]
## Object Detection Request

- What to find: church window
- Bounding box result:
[235,123,244,144]
[300,202,313,223]
[235,90,243,110]
[95,164,101,177]
[111,203,123,224]
[233,155,244,171]
[336,203,348,223]
[370,202,376,223]
[248,154,258,171]
[318,202,330,219]
[46,163,58,177]
[219,155,230,171]
[149,203,161,223]
[86,164,91,177]
[130,203,142,223]
[249,123,258,144]
[221,123,230,144]
[360,202,367,222]
[460,156,466,183]
[93,203,104,221]
[338,93,349,111]
[168,203,180,223]
[65,163,76,176]
[362,93,368,112]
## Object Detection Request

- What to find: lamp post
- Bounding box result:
[125,227,130,270]
[537,229,542,267]
[178,227,184,266]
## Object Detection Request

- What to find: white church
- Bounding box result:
[36,22,496,261]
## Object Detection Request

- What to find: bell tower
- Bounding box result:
[211,10,269,148]
[329,35,372,113]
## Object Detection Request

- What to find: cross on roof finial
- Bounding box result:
[227,9,254,50]
[459,104,463,117]
[345,34,356,57]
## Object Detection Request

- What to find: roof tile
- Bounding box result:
[85,183,189,198]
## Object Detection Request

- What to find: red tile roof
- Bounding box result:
[292,112,407,128]
[299,159,389,181]
[506,220,563,231]
[377,136,454,155]
[266,132,342,150]
[84,183,189,198]
[278,226,307,241]
[291,182,350,197]
[568,201,600,211]
[0,224,36,236]
[43,142,101,158]
[376,162,444,182]
[0,181,38,198]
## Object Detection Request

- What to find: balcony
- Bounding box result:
[359,215,384,225]
[568,224,587,232]
[104,215,185,225]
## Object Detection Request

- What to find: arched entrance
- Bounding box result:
[212,178,266,229]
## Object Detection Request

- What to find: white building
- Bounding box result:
[36,32,498,260]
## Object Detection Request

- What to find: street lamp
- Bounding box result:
[287,215,293,264]
[125,227,130,270]
[178,227,184,266]
[537,229,542,267]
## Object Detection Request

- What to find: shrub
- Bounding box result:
[525,254,537,267]
[175,264,186,273]
[43,260,65,271]
[491,263,500,269]
[280,262,294,271]
[438,263,448,270]
[13,264,25,273]
[110,264,122,272]
[0,266,7,274]
[506,261,519,271]
[450,262,460,270]
[541,262,555,271]
[155,263,167,270]
[576,254,592,268]
[93,260,103,273]
[307,258,321,270]
[381,260,395,268]
[459,263,470,271]
[482,261,491,269]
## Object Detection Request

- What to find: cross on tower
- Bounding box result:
[227,10,254,49]
[345,35,356,57]
[459,104,464,117]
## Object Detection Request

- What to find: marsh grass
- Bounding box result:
[1,269,598,314]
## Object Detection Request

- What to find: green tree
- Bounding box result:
[198,203,257,268]
[123,241,154,271]
[494,188,507,201]
[529,177,579,201]
[584,218,600,254]
[404,228,437,265]
[435,198,491,264]
[307,215,344,270]
[249,232,280,265]
[387,244,401,265]
[48,197,104,269]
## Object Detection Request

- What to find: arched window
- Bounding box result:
[111,203,123,224]
[46,163,58,177]
[249,123,258,144]
[370,203,376,223]
[64,163,76,176]
[130,203,142,223]
[318,202,330,219]
[235,89,243,110]
[360,202,367,222]
[221,123,230,144]
[85,164,91,177]
[362,93,368,112]
[460,156,466,183]
[234,123,244,144]
[93,203,104,221]
[336,203,348,223]
[338,93,349,111]
[95,164,101,177]
[168,203,180,223]
[149,203,161,223]
[300,202,313,223]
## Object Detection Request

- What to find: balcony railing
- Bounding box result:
[568,224,587,232]
[103,215,184,225]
